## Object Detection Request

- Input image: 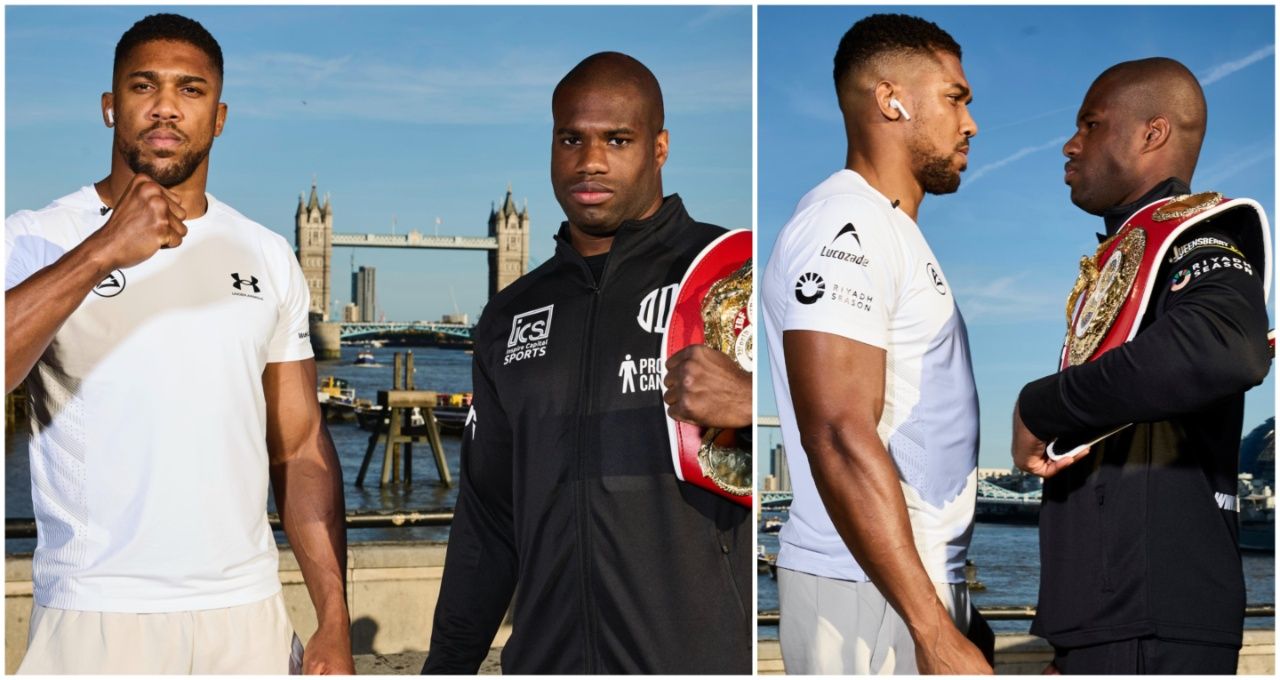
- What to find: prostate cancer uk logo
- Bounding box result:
[505,304,554,365]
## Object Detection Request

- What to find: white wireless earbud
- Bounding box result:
[107,108,114,126]
[889,98,911,121]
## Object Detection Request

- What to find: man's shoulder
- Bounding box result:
[7,187,98,235]
[777,179,901,264]
[206,196,294,254]
[788,174,895,234]
[474,257,565,340]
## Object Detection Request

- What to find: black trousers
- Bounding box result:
[1053,637,1240,675]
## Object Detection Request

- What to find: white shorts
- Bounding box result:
[17,591,300,674]
[778,568,970,675]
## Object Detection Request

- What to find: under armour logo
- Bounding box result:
[231,273,260,293]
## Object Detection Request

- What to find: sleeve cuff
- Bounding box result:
[1017,373,1065,441]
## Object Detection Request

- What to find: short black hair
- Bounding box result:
[833,14,961,91]
[114,13,224,83]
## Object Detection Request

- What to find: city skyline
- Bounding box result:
[5,5,753,324]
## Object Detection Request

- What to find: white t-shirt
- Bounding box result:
[6,186,313,612]
[763,169,978,584]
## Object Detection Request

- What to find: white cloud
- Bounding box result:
[957,274,1062,322]
[1196,145,1275,187]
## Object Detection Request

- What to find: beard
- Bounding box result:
[117,126,210,188]
[908,131,963,195]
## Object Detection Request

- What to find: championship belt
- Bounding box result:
[1047,191,1272,460]
[663,229,753,507]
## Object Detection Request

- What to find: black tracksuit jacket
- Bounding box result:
[1019,178,1271,649]
[422,195,752,674]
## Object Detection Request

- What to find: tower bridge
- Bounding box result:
[294,181,530,357]
[339,321,472,341]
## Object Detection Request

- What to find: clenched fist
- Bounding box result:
[662,344,752,429]
[88,173,189,270]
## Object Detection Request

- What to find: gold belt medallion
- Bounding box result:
[1064,229,1146,367]
[1151,192,1223,222]
[696,259,753,496]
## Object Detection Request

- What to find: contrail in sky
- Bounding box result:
[966,136,1070,185]
[968,45,1273,184]
[1200,44,1274,86]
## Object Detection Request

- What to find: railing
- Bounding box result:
[5,509,457,540]
[756,605,1276,625]
[331,232,498,250]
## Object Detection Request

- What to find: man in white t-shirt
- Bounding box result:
[762,13,990,674]
[4,14,354,674]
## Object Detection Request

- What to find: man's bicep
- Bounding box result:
[262,358,322,459]
[783,330,886,436]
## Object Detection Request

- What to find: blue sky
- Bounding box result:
[759,5,1276,472]
[5,5,752,322]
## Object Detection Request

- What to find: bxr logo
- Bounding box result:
[231,273,260,294]
[636,284,678,333]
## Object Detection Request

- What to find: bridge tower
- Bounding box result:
[295,181,333,320]
[489,184,530,297]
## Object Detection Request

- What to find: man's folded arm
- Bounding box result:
[422,358,517,674]
[1019,260,1269,441]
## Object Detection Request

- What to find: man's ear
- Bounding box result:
[214,102,228,138]
[1141,115,1171,153]
[874,81,904,121]
[101,92,114,128]
[654,129,670,170]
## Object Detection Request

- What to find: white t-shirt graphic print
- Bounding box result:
[763,169,978,584]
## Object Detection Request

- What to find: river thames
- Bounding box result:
[5,344,472,552]
[757,513,1275,639]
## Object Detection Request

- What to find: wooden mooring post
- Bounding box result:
[354,351,453,488]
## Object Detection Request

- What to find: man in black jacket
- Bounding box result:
[1013,58,1271,674]
[422,52,752,674]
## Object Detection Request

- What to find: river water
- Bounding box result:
[757,511,1275,639]
[5,345,471,552]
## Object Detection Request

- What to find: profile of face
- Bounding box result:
[550,80,668,235]
[902,51,977,195]
[1062,77,1146,215]
[106,39,226,188]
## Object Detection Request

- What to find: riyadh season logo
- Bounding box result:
[1170,254,1254,292]
[637,283,679,333]
[505,304,553,365]
[795,272,825,304]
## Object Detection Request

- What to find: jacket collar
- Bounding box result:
[553,194,687,264]
[1100,176,1190,239]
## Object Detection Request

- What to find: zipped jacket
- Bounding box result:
[423,195,752,674]
[1019,178,1271,649]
